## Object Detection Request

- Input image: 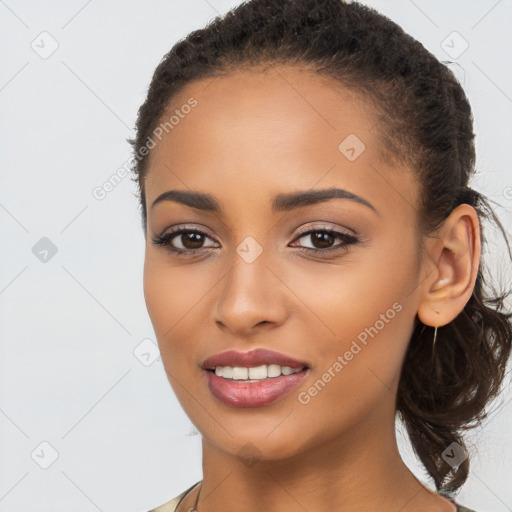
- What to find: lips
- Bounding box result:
[201,348,309,370]
[200,348,311,408]
[205,369,310,407]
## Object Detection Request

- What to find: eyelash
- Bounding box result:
[152,226,360,257]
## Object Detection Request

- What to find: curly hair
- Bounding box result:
[127,0,512,495]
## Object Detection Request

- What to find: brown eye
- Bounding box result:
[292,228,359,254]
[307,231,337,249]
[152,228,218,255]
[176,231,207,250]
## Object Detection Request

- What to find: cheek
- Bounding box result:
[143,258,209,410]
[143,257,198,356]
[288,291,416,443]
[289,235,417,345]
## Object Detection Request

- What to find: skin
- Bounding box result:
[142,65,481,512]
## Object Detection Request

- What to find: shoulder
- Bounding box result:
[146,481,201,512]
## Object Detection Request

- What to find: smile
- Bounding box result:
[204,366,310,407]
[212,364,305,381]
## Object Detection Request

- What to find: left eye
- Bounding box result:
[290,228,359,252]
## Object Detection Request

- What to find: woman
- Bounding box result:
[128,0,512,510]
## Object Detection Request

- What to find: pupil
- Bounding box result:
[183,232,204,249]
[312,232,334,249]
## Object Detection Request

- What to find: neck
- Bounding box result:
[187,400,455,512]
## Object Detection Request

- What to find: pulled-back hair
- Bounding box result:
[128,0,512,495]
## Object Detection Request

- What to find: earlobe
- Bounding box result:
[417,204,481,328]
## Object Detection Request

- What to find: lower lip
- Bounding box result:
[204,369,309,408]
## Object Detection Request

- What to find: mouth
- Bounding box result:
[200,348,311,407]
[202,364,310,408]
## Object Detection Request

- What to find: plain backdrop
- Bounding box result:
[1,1,511,511]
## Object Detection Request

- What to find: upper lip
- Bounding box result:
[201,348,309,370]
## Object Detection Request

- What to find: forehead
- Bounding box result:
[144,65,416,216]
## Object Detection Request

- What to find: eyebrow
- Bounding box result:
[151,187,377,215]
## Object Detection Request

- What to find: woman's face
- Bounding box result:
[143,65,425,460]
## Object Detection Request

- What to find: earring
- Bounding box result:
[432,309,440,356]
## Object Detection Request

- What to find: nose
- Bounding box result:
[214,249,289,336]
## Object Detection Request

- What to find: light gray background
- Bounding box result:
[1,1,511,511]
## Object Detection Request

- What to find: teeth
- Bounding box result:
[267,364,281,377]
[213,364,304,381]
[232,367,248,380]
[248,365,267,380]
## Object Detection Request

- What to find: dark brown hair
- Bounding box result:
[128,0,512,495]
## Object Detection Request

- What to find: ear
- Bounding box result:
[417,204,481,328]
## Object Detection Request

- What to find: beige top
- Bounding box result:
[147,481,201,512]
[146,481,477,512]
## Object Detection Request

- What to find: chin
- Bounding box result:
[200,424,314,462]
